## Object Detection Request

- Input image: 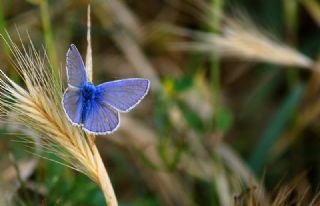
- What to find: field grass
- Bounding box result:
[0,0,320,205]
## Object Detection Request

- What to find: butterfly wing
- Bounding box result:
[95,78,150,112]
[62,87,84,125]
[66,44,87,88]
[83,99,120,135]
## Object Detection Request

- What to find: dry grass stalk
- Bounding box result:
[104,0,144,42]
[301,0,320,26]
[85,5,117,205]
[171,15,313,68]
[0,31,117,206]
[86,5,93,83]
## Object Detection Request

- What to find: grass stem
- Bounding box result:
[39,0,58,79]
[92,144,118,206]
[284,0,300,87]
[86,7,117,205]
[210,0,224,131]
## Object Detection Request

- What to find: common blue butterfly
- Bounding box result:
[62,44,150,135]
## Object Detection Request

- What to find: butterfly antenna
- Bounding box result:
[86,5,93,82]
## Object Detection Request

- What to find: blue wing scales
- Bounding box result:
[62,88,83,125]
[66,44,87,88]
[83,99,120,135]
[63,44,149,135]
[95,78,150,112]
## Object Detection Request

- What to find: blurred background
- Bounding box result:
[1,0,320,205]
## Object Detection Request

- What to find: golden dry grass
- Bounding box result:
[0,33,117,205]
[171,14,314,69]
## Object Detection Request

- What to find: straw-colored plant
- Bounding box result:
[171,14,313,69]
[0,10,118,206]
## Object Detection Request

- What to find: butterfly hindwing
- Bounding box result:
[62,88,83,125]
[66,44,87,88]
[95,78,150,112]
[83,98,120,134]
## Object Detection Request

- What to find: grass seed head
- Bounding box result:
[0,35,100,184]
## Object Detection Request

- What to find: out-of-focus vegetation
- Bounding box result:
[1,0,320,205]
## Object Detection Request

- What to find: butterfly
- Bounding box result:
[62,44,150,135]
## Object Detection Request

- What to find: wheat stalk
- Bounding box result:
[0,8,117,206]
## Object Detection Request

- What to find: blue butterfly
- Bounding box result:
[62,44,150,135]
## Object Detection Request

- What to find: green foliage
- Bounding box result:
[215,106,233,134]
[249,84,304,175]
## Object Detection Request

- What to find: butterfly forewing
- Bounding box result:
[95,78,150,112]
[83,99,120,134]
[62,88,84,125]
[63,44,150,135]
[66,44,87,88]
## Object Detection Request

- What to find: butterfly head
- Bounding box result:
[82,82,96,100]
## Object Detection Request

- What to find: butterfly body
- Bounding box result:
[82,82,96,100]
[62,44,150,135]
[78,82,95,124]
